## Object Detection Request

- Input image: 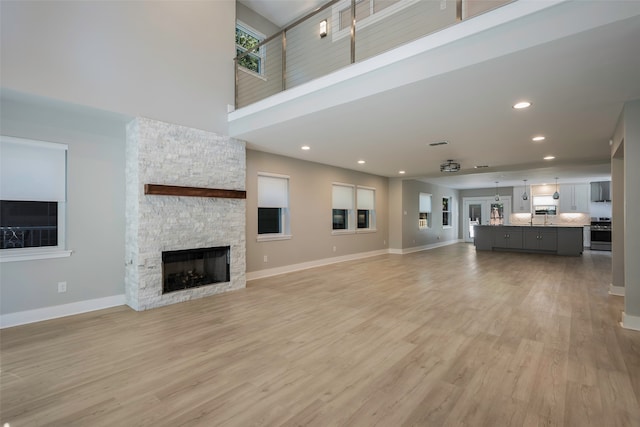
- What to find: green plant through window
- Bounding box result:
[236,24,263,74]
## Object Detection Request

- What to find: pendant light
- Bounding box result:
[522,179,528,201]
[494,181,500,201]
[553,177,560,200]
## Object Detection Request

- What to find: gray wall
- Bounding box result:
[246,150,389,273]
[388,178,403,250]
[237,2,280,37]
[0,1,236,316]
[236,2,284,107]
[0,93,128,314]
[0,0,235,134]
[400,180,460,249]
[621,100,640,319]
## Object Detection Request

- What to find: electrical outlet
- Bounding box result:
[440,0,446,10]
[263,255,268,263]
[57,281,67,293]
[332,246,336,252]
[383,240,386,245]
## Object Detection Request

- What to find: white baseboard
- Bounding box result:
[247,239,463,280]
[247,249,389,281]
[608,284,625,296]
[0,294,126,329]
[621,312,640,332]
[395,239,463,255]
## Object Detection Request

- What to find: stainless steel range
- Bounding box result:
[590,217,611,251]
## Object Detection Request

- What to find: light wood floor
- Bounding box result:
[2,244,639,426]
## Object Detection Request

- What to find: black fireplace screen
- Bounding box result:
[162,246,230,293]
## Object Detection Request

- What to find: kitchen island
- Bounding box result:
[474,225,584,256]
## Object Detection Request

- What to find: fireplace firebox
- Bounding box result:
[162,246,230,294]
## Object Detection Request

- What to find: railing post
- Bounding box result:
[282,30,287,91]
[234,58,239,109]
[350,0,356,64]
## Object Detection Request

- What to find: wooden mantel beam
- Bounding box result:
[144,184,246,199]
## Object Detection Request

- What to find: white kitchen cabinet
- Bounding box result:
[559,184,590,213]
[512,187,532,213]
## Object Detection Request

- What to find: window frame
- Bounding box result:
[236,21,266,78]
[331,0,421,42]
[442,196,453,229]
[332,183,356,235]
[356,186,376,233]
[0,136,71,262]
[419,192,432,230]
[257,172,291,242]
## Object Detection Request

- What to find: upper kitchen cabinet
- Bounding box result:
[512,186,532,213]
[559,183,590,213]
[590,181,611,202]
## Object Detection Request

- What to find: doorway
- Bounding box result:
[463,197,511,242]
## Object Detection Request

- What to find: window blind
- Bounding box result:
[332,184,354,209]
[357,187,375,210]
[419,193,431,213]
[0,136,67,202]
[258,175,288,208]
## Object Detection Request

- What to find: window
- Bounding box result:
[236,22,265,76]
[333,0,419,40]
[419,192,431,229]
[356,186,376,231]
[332,184,355,232]
[257,173,290,241]
[1,136,70,261]
[442,196,452,228]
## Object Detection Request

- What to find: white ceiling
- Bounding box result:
[232,1,640,189]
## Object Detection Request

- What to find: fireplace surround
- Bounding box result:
[125,117,246,311]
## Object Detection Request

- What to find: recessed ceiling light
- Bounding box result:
[513,101,532,109]
[358,160,365,164]
[532,136,546,142]
[301,145,310,150]
[544,155,555,160]
[398,170,406,174]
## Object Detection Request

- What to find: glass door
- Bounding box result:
[463,197,511,242]
[466,202,483,241]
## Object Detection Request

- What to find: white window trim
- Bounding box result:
[419,192,432,230]
[236,21,267,79]
[332,182,356,234]
[331,0,421,42]
[257,172,291,241]
[356,185,376,232]
[1,136,69,262]
[443,196,453,229]
[256,233,292,242]
[0,248,72,263]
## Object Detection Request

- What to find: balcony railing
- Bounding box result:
[235,0,513,109]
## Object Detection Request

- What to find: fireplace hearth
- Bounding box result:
[162,246,230,294]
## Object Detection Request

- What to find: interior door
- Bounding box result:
[465,201,483,242]
[463,197,512,242]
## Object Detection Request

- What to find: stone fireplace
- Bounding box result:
[125,117,246,311]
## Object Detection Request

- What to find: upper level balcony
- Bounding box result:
[233,0,513,111]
